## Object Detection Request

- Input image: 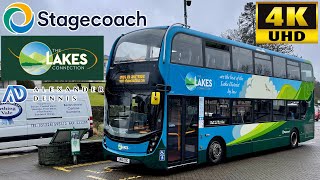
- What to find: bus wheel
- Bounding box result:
[289,129,299,148]
[208,138,225,164]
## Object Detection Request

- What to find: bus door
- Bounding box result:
[167,96,198,167]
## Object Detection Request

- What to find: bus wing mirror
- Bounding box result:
[151,92,160,105]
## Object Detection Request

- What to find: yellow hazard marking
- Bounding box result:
[0,154,24,160]
[53,160,111,173]
[85,170,101,174]
[103,167,113,173]
[85,166,117,174]
[53,167,71,173]
[119,176,142,180]
[106,166,122,170]
[87,175,108,180]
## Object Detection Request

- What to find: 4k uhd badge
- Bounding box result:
[1,36,104,80]
[256,2,318,44]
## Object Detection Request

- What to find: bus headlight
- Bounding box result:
[147,134,160,154]
[103,136,107,147]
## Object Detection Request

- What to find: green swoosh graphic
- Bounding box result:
[227,121,286,146]
[294,81,314,100]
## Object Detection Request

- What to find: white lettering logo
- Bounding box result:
[185,72,213,91]
[282,130,290,134]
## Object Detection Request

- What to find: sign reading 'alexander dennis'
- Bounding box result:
[1,36,104,80]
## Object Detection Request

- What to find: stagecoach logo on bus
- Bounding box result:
[185,72,213,91]
[3,2,147,34]
[118,143,129,151]
[1,36,104,80]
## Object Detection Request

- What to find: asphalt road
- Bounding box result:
[1,122,320,180]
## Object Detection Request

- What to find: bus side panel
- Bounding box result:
[198,121,302,164]
[227,143,252,157]
[198,125,253,163]
[252,121,290,152]
[298,96,315,143]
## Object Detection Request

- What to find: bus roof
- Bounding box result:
[156,26,310,64]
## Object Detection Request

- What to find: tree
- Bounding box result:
[222,2,295,55]
[17,80,35,89]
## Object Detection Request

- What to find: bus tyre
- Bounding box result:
[208,138,225,164]
[289,129,299,148]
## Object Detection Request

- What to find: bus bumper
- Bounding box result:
[102,136,167,169]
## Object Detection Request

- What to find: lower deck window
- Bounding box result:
[202,98,308,125]
[300,101,308,120]
[232,100,252,124]
[273,100,286,121]
[287,101,300,120]
[204,99,230,126]
[253,100,272,122]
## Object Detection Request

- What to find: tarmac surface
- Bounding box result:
[1,122,320,180]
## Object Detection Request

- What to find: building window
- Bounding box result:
[273,56,286,78]
[232,46,253,74]
[301,63,313,82]
[205,42,230,70]
[254,53,272,76]
[232,100,252,124]
[253,100,272,122]
[287,60,300,80]
[171,34,203,67]
[287,101,300,120]
[204,99,230,126]
[273,100,286,121]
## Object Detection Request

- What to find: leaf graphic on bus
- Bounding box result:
[277,84,297,99]
[185,77,195,85]
[294,81,314,100]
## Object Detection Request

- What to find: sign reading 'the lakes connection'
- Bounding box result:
[1,36,104,80]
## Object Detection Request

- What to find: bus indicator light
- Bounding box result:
[256,2,318,44]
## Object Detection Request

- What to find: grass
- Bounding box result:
[42,82,105,106]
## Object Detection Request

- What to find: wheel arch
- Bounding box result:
[206,136,227,162]
[292,127,300,143]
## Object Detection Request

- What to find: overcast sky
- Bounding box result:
[0,0,319,80]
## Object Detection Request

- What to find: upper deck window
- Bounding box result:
[254,53,272,76]
[232,46,253,74]
[287,60,301,80]
[273,56,286,78]
[171,34,203,66]
[114,29,166,64]
[205,42,231,70]
[301,63,314,82]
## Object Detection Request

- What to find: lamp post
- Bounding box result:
[184,0,192,26]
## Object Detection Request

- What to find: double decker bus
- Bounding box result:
[103,24,315,169]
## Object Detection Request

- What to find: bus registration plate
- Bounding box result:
[117,157,130,164]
